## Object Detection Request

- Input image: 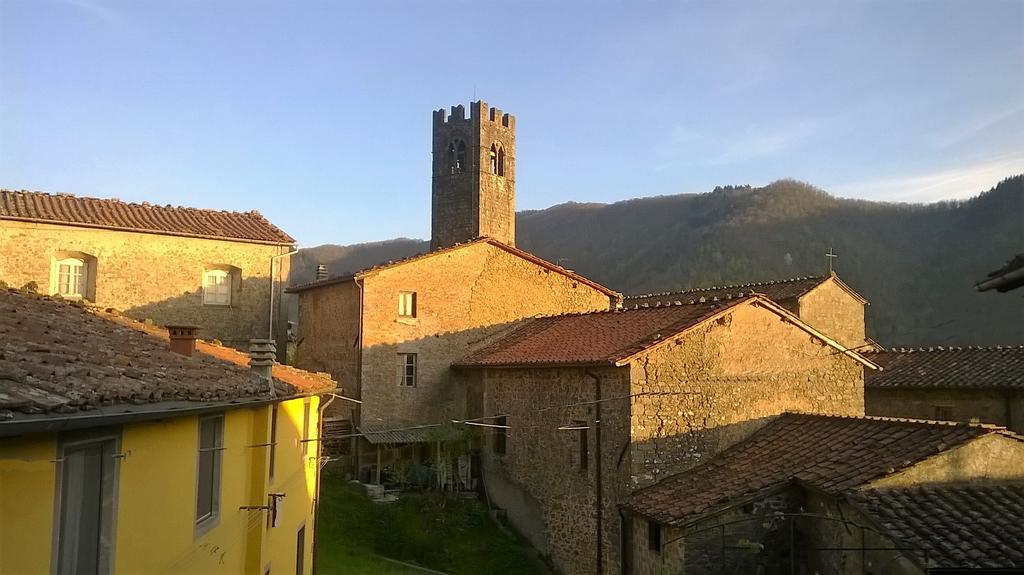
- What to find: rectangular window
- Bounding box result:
[203,270,231,306]
[269,404,278,483]
[647,520,662,553]
[934,405,954,421]
[196,415,224,529]
[397,353,417,387]
[302,399,311,460]
[295,524,306,575]
[56,437,118,575]
[56,259,86,298]
[493,415,507,456]
[575,420,589,471]
[398,291,417,318]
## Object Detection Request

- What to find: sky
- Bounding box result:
[1,0,1022,247]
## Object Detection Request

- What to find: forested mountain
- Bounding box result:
[292,176,1024,346]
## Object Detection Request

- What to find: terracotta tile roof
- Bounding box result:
[976,253,1024,292]
[623,413,1007,526]
[850,484,1024,569]
[455,295,877,370]
[865,346,1024,390]
[626,273,868,309]
[454,296,753,368]
[0,189,294,245]
[285,237,620,298]
[0,290,334,419]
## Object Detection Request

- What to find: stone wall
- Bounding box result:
[866,433,1024,488]
[628,302,865,487]
[431,101,516,249]
[797,277,867,350]
[0,220,292,353]
[623,514,684,575]
[293,280,360,419]
[866,387,1023,433]
[357,241,614,425]
[477,366,631,575]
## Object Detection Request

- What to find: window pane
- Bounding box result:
[295,525,306,575]
[57,439,115,575]
[196,416,223,523]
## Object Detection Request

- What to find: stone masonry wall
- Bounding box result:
[294,280,361,418]
[358,241,614,425]
[797,277,867,350]
[866,388,1023,433]
[431,101,516,249]
[866,433,1024,488]
[478,366,630,575]
[629,302,865,488]
[0,220,291,352]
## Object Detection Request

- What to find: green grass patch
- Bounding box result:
[316,467,546,575]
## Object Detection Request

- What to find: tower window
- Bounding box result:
[490,144,498,175]
[457,140,466,171]
[497,146,505,177]
[448,139,467,173]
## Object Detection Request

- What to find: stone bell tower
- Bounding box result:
[431,100,516,250]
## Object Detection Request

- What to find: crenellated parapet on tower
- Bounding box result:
[431,100,516,250]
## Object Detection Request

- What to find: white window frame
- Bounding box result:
[398,291,417,318]
[203,269,232,306]
[55,257,87,298]
[195,414,224,535]
[397,353,417,387]
[53,432,120,575]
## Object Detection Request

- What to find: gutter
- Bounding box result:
[0,389,334,439]
[311,392,337,575]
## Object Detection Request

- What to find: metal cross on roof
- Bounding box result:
[826,247,838,273]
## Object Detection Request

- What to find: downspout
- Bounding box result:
[354,277,365,470]
[311,392,337,575]
[586,370,604,575]
[269,246,300,342]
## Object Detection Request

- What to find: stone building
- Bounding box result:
[0,190,295,355]
[627,273,870,351]
[431,101,516,250]
[865,346,1024,433]
[453,293,877,575]
[288,101,619,480]
[623,413,1024,574]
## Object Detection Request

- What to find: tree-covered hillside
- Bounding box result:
[292,176,1024,346]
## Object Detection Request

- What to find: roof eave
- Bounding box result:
[0,215,296,246]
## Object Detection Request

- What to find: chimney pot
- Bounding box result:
[249,339,277,381]
[166,324,200,357]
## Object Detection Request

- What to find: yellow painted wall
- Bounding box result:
[0,395,320,575]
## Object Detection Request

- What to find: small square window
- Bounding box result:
[934,406,954,421]
[398,291,417,318]
[203,270,232,306]
[397,353,417,387]
[648,521,662,553]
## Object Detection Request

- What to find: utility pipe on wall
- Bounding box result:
[268,247,299,341]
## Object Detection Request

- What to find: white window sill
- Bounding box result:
[396,317,418,325]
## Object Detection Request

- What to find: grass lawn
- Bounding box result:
[315,467,547,575]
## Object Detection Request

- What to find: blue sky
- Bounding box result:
[2,0,1022,246]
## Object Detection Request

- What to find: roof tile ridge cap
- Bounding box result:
[674,275,828,295]
[7,188,271,217]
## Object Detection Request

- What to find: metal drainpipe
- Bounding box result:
[354,277,365,471]
[311,392,337,575]
[268,247,299,342]
[586,370,604,575]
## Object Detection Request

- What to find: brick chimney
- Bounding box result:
[248,339,277,380]
[166,325,199,357]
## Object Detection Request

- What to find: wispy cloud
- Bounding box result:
[830,153,1024,203]
[927,104,1024,149]
[61,0,125,26]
